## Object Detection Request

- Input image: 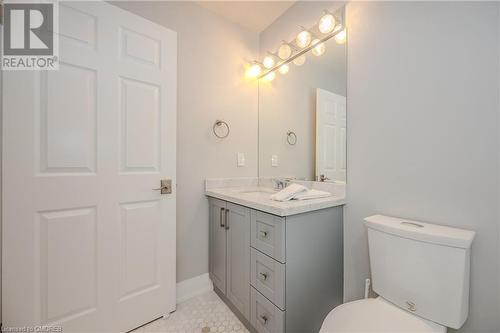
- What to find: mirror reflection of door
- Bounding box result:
[316,88,346,183]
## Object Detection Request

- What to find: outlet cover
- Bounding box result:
[271,155,278,167]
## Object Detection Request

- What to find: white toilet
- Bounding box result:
[320,214,476,333]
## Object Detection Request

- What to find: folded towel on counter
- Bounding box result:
[292,189,331,200]
[270,183,308,201]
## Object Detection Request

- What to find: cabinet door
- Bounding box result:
[226,203,251,320]
[209,198,227,294]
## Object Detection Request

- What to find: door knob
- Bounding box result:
[153,179,172,194]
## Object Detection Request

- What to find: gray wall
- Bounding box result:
[113,1,259,282]
[345,2,499,332]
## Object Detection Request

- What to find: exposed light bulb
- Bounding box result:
[311,39,325,56]
[246,63,262,78]
[263,71,276,82]
[334,29,347,44]
[263,55,275,69]
[293,55,306,66]
[318,13,336,34]
[296,29,312,48]
[278,64,289,75]
[334,23,343,32]
[278,42,292,60]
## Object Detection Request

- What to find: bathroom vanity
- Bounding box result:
[206,180,345,333]
[207,4,348,331]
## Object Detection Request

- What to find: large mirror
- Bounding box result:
[258,4,346,183]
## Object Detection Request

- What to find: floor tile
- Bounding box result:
[132,291,249,333]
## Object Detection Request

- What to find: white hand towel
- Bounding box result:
[292,189,331,200]
[270,183,308,201]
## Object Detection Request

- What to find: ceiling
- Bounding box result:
[197,1,295,33]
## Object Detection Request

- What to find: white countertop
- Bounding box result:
[205,185,346,217]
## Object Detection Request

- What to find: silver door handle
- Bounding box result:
[152,186,169,191]
[153,179,172,194]
[259,315,268,325]
[260,230,268,238]
[259,272,268,281]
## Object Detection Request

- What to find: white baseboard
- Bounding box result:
[176,273,213,303]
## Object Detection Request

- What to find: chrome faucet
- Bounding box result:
[317,174,330,182]
[273,178,292,190]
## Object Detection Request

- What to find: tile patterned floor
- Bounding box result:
[132,291,249,333]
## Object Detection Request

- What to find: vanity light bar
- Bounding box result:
[247,9,345,81]
[257,26,344,80]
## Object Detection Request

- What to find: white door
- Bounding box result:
[315,88,346,183]
[3,2,177,332]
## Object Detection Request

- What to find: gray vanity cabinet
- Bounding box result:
[209,196,344,333]
[209,198,251,320]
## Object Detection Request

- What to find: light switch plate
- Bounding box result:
[237,153,245,167]
[271,155,278,167]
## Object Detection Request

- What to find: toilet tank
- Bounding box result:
[364,215,475,330]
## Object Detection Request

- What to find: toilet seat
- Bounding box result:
[319,297,446,333]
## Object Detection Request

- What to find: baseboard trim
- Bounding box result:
[176,273,213,303]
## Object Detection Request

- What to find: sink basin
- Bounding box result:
[237,188,276,195]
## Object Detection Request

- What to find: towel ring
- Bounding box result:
[287,130,297,145]
[213,120,230,139]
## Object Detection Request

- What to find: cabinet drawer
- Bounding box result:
[251,248,285,310]
[251,210,285,263]
[251,287,285,333]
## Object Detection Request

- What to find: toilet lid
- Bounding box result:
[319,298,446,333]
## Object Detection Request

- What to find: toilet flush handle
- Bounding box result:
[401,221,424,228]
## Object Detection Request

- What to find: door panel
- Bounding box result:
[59,4,97,48]
[209,198,227,294]
[40,207,97,324]
[226,203,251,320]
[120,28,160,68]
[120,201,160,299]
[42,63,97,173]
[119,78,160,172]
[3,2,177,332]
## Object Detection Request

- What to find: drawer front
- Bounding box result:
[251,287,285,333]
[250,248,285,310]
[251,210,285,263]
